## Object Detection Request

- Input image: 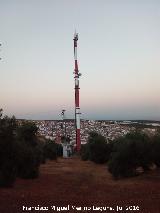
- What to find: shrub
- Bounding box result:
[89,138,108,164]
[15,122,42,179]
[108,132,152,178]
[81,131,110,164]
[36,141,46,164]
[16,121,38,146]
[151,134,160,167]
[125,132,152,171]
[0,111,45,186]
[43,140,58,160]
[16,141,40,179]
[0,113,17,187]
[108,139,137,178]
[0,161,17,187]
[81,144,90,161]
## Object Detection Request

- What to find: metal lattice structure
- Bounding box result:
[73,32,81,152]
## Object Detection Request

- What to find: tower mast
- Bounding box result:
[0,43,2,60]
[73,31,81,152]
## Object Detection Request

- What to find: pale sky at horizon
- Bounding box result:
[0,0,160,120]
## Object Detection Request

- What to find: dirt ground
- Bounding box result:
[0,156,160,213]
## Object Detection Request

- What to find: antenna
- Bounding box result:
[61,109,66,141]
[73,32,81,152]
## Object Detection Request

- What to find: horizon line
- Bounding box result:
[16,118,160,122]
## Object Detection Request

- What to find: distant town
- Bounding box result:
[17,119,160,144]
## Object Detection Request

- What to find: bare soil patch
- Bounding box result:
[0,156,160,212]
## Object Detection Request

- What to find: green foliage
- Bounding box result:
[108,132,152,178]
[108,139,137,178]
[81,131,110,164]
[0,111,43,186]
[43,140,63,160]
[36,141,46,164]
[151,134,160,167]
[89,135,108,164]
[0,112,17,187]
[17,121,38,146]
[16,141,39,179]
[81,144,90,161]
[122,132,152,171]
[16,121,41,179]
[0,161,17,187]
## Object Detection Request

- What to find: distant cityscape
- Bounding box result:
[18,119,160,144]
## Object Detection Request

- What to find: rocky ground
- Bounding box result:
[0,156,160,213]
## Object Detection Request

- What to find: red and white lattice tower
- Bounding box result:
[73,31,81,152]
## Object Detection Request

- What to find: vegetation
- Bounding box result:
[81,131,111,164]
[1,107,160,185]
[15,121,42,179]
[44,139,63,160]
[0,110,61,187]
[0,110,17,187]
[81,129,160,179]
[108,132,152,178]
[151,133,160,167]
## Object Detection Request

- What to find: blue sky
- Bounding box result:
[0,0,160,120]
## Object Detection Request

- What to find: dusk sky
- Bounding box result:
[0,0,160,120]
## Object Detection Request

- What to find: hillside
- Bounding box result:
[0,157,160,212]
